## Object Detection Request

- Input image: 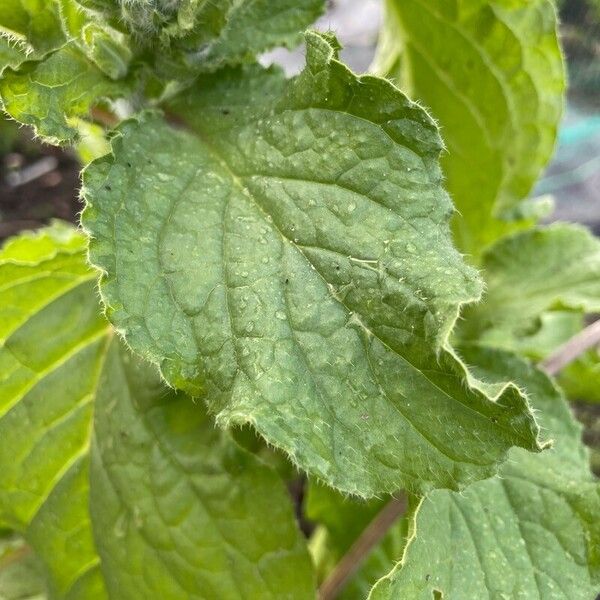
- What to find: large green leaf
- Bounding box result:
[0,223,315,599]
[0,223,109,598]
[90,342,315,600]
[373,0,565,255]
[459,224,600,350]
[370,347,600,600]
[82,31,542,498]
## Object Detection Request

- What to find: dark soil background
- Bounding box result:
[0,138,81,239]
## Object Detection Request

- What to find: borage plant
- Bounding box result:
[0,1,599,598]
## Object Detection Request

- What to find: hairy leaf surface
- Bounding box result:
[459,224,600,349]
[370,347,600,600]
[0,43,128,144]
[0,0,65,73]
[83,32,542,497]
[73,0,325,77]
[0,224,314,600]
[374,0,565,255]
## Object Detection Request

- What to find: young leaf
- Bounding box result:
[369,347,600,600]
[0,0,132,144]
[58,0,133,80]
[0,0,325,143]
[83,32,542,498]
[151,0,326,76]
[0,0,65,73]
[373,0,565,255]
[0,43,128,144]
[71,0,325,80]
[459,224,600,350]
[0,223,315,600]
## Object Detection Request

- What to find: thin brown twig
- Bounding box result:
[319,319,600,599]
[540,318,600,376]
[91,107,119,128]
[318,495,407,600]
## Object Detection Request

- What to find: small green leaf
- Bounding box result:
[58,0,133,80]
[73,0,325,78]
[459,224,600,350]
[373,0,565,255]
[174,0,326,72]
[559,348,600,405]
[369,347,600,600]
[83,32,542,497]
[0,43,128,144]
[0,0,65,73]
[0,223,315,600]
